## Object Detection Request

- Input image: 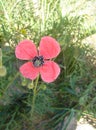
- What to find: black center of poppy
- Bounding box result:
[32,56,44,67]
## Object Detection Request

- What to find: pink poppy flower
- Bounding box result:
[15,36,61,83]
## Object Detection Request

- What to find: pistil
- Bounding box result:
[32,56,44,67]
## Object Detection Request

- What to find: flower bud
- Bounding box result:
[21,79,27,86]
[40,84,47,90]
[28,82,34,89]
[0,66,7,77]
[0,48,2,67]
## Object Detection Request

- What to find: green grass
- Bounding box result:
[0,0,96,129]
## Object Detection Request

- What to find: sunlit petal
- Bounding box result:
[15,40,38,60]
[20,62,39,80]
[40,61,60,83]
[39,36,61,59]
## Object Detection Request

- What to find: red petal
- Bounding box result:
[39,36,61,59]
[15,40,38,60]
[20,62,39,80]
[40,61,60,83]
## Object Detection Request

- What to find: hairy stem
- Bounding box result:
[31,75,39,119]
[0,48,2,67]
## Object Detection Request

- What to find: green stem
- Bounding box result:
[0,48,2,67]
[31,75,39,119]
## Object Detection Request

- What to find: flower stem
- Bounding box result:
[0,48,2,67]
[30,75,39,119]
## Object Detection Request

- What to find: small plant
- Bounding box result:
[15,36,61,124]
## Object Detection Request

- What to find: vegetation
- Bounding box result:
[0,0,96,129]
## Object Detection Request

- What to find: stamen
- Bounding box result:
[32,56,44,67]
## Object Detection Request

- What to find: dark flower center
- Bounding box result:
[32,56,44,67]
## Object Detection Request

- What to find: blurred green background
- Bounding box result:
[0,0,96,130]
